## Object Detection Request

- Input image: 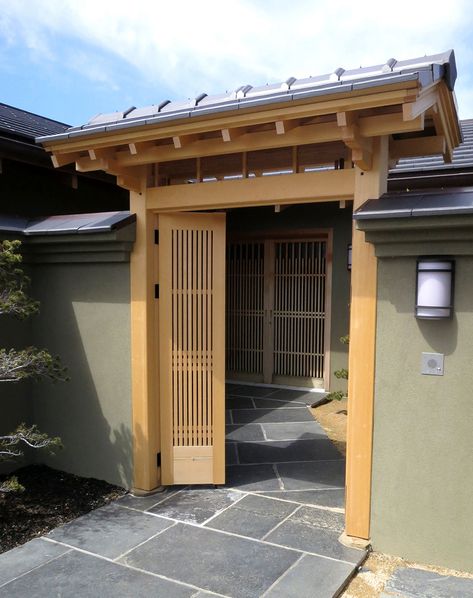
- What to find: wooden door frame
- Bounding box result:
[130,151,385,545]
[227,228,333,390]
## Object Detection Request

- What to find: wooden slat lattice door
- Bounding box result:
[159,213,226,485]
[226,237,327,388]
[226,242,265,382]
[273,241,326,385]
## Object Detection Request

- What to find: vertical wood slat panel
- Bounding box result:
[160,213,225,485]
[225,241,264,376]
[273,240,327,380]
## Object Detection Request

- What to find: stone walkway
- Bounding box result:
[0,384,365,598]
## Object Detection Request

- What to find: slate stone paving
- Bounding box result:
[0,384,365,598]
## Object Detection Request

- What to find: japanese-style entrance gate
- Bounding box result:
[39,50,460,543]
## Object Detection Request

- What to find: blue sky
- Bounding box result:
[1,0,473,127]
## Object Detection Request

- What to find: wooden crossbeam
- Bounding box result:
[146,168,355,211]
[390,135,446,159]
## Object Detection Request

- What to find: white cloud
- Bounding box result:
[1,0,473,114]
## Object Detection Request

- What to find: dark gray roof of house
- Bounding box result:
[0,103,69,140]
[354,188,473,220]
[0,211,135,235]
[391,118,473,174]
[37,50,457,144]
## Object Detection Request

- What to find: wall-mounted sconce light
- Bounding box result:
[416,258,454,319]
[347,244,352,271]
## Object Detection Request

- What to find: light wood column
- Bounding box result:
[130,190,160,491]
[345,136,388,539]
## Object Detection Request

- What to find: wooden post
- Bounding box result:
[130,189,160,492]
[345,136,388,539]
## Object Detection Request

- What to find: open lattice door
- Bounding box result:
[158,212,226,485]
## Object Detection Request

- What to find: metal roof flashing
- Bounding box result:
[36,50,457,145]
[354,187,473,221]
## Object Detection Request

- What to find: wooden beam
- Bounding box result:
[115,121,342,166]
[275,120,299,135]
[129,193,160,492]
[146,168,355,211]
[359,112,424,137]
[76,156,111,172]
[129,141,155,155]
[345,135,389,541]
[50,152,82,168]
[403,90,438,121]
[43,85,419,155]
[390,135,446,159]
[172,134,198,149]
[221,127,246,142]
[116,172,143,194]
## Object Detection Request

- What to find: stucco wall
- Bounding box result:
[227,202,352,390]
[371,256,473,573]
[29,261,133,488]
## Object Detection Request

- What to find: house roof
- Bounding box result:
[392,118,473,174]
[354,188,473,220]
[0,103,69,140]
[0,211,135,235]
[37,50,457,144]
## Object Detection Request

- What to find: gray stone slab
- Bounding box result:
[267,389,321,404]
[226,442,239,465]
[0,550,195,597]
[116,487,184,511]
[120,522,299,598]
[261,421,326,440]
[0,539,69,587]
[277,460,346,490]
[226,464,282,491]
[265,506,363,564]
[232,407,314,424]
[148,487,241,524]
[226,423,265,442]
[259,489,345,509]
[226,397,255,409]
[237,438,343,464]
[228,385,276,398]
[252,398,307,409]
[384,566,473,598]
[205,494,298,539]
[265,553,355,598]
[47,502,173,559]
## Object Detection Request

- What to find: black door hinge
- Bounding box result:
[154,230,159,244]
[157,452,161,467]
[154,284,159,299]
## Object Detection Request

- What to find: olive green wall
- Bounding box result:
[227,202,352,390]
[0,231,134,488]
[29,262,132,488]
[371,256,473,573]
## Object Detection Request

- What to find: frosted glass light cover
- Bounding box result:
[416,260,453,319]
